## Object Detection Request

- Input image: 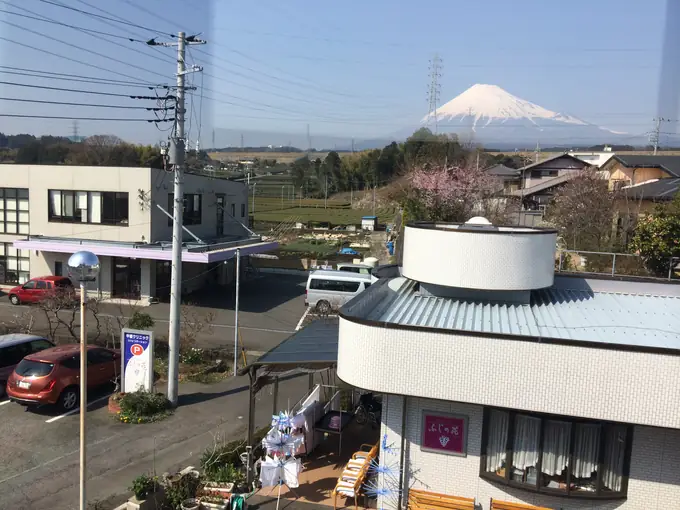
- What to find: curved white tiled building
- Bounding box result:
[338,219,680,510]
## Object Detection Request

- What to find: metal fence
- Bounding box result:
[556,250,679,280]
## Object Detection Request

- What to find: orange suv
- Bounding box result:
[7,344,120,411]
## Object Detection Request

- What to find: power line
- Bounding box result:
[7,2,177,69]
[0,5,149,42]
[0,19,174,83]
[0,114,174,122]
[0,65,169,87]
[32,0,174,36]
[0,97,174,110]
[0,80,172,99]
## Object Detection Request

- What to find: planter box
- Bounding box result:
[203,482,234,494]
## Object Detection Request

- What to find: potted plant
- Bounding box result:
[180,498,200,510]
[127,474,162,510]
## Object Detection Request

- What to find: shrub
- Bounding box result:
[129,473,157,500]
[127,311,155,330]
[180,347,205,365]
[118,390,171,424]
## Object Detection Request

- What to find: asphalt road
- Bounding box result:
[0,274,312,510]
[0,274,308,354]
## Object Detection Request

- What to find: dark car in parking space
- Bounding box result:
[7,344,120,411]
[0,334,54,398]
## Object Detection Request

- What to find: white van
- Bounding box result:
[305,270,372,313]
[336,263,373,275]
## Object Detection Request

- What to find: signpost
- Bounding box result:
[421,411,468,456]
[121,329,154,393]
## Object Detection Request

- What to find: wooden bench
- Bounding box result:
[408,489,475,510]
[490,499,553,510]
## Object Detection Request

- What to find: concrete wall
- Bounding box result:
[381,395,680,510]
[0,165,154,242]
[338,317,680,430]
[149,169,249,243]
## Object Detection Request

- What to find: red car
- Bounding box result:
[7,344,120,411]
[8,276,75,305]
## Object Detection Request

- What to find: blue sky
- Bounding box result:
[0,0,669,146]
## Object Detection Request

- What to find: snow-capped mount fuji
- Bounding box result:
[419,84,626,147]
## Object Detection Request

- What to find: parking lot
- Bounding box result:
[0,274,311,509]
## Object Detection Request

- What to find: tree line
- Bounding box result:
[0,133,164,168]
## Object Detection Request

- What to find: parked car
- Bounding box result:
[305,270,372,314]
[7,344,120,411]
[8,276,75,305]
[0,334,54,398]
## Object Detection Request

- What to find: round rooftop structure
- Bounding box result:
[402,220,558,291]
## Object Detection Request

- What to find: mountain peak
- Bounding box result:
[423,84,587,128]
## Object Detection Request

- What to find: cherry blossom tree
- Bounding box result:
[404,163,510,223]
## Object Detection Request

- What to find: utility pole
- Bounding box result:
[252,183,257,215]
[211,129,215,149]
[281,185,284,210]
[351,137,355,154]
[534,141,541,164]
[651,117,670,155]
[324,173,328,210]
[427,53,442,134]
[149,32,205,407]
[72,120,79,141]
[240,133,244,149]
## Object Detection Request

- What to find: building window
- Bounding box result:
[230,203,235,217]
[0,188,29,235]
[480,408,632,499]
[55,261,63,277]
[241,203,246,217]
[0,243,30,284]
[167,193,202,226]
[48,190,128,226]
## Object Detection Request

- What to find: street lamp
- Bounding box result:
[67,251,100,510]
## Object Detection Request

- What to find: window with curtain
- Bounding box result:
[480,408,632,500]
[49,190,128,225]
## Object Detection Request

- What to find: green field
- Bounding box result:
[253,197,398,225]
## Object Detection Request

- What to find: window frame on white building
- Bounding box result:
[480,407,634,500]
[48,189,129,226]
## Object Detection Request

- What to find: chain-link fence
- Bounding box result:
[556,250,679,280]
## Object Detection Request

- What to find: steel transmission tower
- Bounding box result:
[427,54,442,133]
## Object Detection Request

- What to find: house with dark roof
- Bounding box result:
[485,164,520,192]
[602,155,680,201]
[519,153,590,189]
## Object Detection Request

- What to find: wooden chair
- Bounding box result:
[346,442,379,472]
[490,499,553,510]
[408,489,475,510]
[333,463,368,510]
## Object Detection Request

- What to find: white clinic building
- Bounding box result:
[338,219,680,510]
[0,164,276,300]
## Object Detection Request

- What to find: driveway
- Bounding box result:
[0,373,310,510]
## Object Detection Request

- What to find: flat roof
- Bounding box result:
[251,318,339,369]
[14,236,278,263]
[310,269,372,280]
[343,275,680,353]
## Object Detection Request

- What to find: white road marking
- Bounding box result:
[295,308,310,331]
[45,394,111,423]
[0,400,11,406]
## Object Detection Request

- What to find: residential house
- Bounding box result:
[519,153,590,189]
[0,165,276,301]
[486,164,520,192]
[601,155,680,243]
[568,148,615,168]
[338,218,680,510]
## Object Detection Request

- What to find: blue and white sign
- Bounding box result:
[121,328,154,393]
